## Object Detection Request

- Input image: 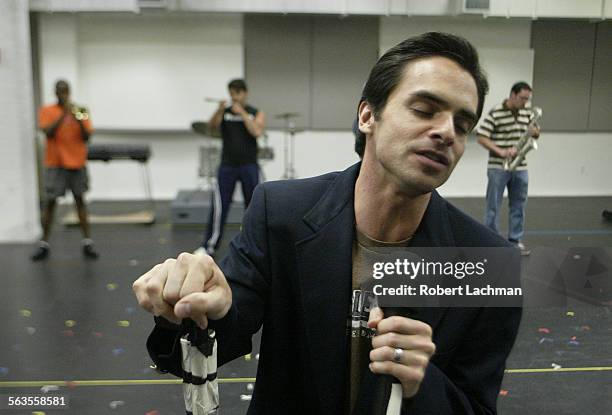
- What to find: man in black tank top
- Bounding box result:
[196,79,266,256]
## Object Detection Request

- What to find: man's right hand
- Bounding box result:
[218,100,227,111]
[132,253,232,329]
[499,147,517,159]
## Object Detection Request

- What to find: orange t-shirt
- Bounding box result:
[39,104,94,169]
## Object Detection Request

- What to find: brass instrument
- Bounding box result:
[71,105,89,121]
[503,107,542,171]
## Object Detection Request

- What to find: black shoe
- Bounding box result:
[82,240,99,259]
[31,242,50,261]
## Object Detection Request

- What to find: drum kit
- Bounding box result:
[192,97,303,181]
[275,112,303,179]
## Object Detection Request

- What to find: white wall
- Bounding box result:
[35,13,612,202]
[38,12,243,129]
[77,13,243,129]
[440,133,612,197]
[0,0,40,242]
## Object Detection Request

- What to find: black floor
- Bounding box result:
[1,197,611,414]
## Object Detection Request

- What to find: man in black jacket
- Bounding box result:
[133,32,521,414]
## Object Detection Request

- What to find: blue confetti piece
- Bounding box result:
[567,340,580,346]
[112,347,125,356]
[0,367,9,376]
[125,307,135,315]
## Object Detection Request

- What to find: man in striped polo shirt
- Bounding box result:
[477,82,540,255]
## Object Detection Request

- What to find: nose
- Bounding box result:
[429,113,455,147]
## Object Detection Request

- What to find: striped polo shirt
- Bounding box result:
[477,101,537,170]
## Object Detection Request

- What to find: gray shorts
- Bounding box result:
[44,167,89,201]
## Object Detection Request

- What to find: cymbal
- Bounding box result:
[191,121,221,138]
[275,112,301,119]
[191,121,209,135]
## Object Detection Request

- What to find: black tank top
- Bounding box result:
[220,105,258,165]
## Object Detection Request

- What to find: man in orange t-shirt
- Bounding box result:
[31,79,99,261]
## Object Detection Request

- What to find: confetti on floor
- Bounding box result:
[112,347,126,356]
[566,311,575,317]
[499,390,509,396]
[106,283,118,291]
[62,330,75,337]
[246,383,254,391]
[0,367,9,376]
[40,385,59,393]
[240,394,252,401]
[109,400,125,409]
[64,320,76,328]
[117,320,130,327]
[539,337,554,344]
[244,353,252,361]
[25,326,36,335]
[552,363,562,370]
[19,309,32,317]
[129,259,139,266]
[537,327,550,334]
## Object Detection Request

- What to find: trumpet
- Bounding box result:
[503,107,542,171]
[71,105,89,121]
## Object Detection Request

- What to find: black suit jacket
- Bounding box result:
[148,163,522,414]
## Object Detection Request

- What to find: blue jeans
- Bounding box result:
[484,168,529,243]
[202,163,260,252]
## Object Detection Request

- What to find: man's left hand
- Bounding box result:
[368,307,436,398]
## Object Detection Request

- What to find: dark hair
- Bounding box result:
[354,32,489,158]
[228,78,248,92]
[55,79,70,90]
[510,81,531,95]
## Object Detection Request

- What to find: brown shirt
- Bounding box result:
[349,229,411,413]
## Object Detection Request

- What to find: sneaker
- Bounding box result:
[516,241,531,256]
[31,241,50,261]
[82,239,99,259]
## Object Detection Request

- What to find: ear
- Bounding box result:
[358,101,375,135]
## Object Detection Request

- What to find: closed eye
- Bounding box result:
[411,108,433,117]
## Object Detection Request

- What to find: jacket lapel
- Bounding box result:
[407,190,454,334]
[295,163,360,414]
